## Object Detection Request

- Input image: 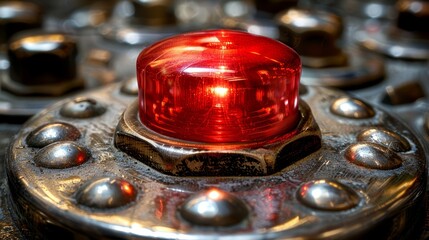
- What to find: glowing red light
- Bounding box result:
[137,30,301,145]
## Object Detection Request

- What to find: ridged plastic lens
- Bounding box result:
[137,30,301,145]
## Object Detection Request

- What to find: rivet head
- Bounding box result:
[344,143,402,170]
[297,179,360,211]
[357,128,410,152]
[330,97,375,119]
[179,188,248,227]
[120,77,138,96]
[76,177,137,209]
[60,97,106,118]
[26,122,81,148]
[34,141,90,169]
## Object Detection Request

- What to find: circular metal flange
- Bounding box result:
[300,48,385,88]
[355,24,429,60]
[6,83,426,239]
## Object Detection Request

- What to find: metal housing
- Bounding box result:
[5,83,427,239]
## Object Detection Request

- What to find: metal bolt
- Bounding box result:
[120,77,139,96]
[34,141,90,169]
[276,8,346,67]
[344,143,402,170]
[75,177,137,209]
[60,97,106,118]
[297,179,360,211]
[396,0,429,34]
[8,32,78,86]
[131,0,176,26]
[26,122,81,148]
[357,127,410,152]
[179,188,248,226]
[330,97,375,119]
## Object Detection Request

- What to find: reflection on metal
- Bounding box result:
[277,8,385,88]
[330,97,375,119]
[115,100,321,176]
[382,81,426,105]
[120,76,139,96]
[357,127,411,152]
[2,32,83,96]
[297,179,360,211]
[60,97,106,118]
[5,84,426,239]
[344,143,402,170]
[34,141,90,169]
[76,177,137,209]
[179,188,248,226]
[26,122,81,148]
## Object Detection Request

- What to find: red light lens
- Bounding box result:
[137,30,301,145]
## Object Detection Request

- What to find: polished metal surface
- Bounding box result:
[297,179,360,211]
[60,97,106,118]
[0,1,428,239]
[330,97,375,119]
[26,122,81,148]
[34,141,90,169]
[5,84,426,239]
[357,127,411,152]
[75,177,137,209]
[115,99,321,176]
[179,188,249,227]
[344,143,402,170]
[120,76,139,96]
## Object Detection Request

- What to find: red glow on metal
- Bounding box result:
[120,181,136,198]
[137,30,301,145]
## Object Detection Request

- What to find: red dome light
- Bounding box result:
[136,30,301,145]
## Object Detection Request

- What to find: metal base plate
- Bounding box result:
[6,83,427,239]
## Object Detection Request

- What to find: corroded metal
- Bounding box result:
[5,84,427,239]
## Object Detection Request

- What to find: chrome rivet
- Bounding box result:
[34,141,90,169]
[179,188,248,227]
[60,97,106,118]
[297,179,360,211]
[357,128,410,152]
[26,122,81,148]
[120,77,138,96]
[330,97,375,119]
[76,177,137,209]
[344,143,402,170]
